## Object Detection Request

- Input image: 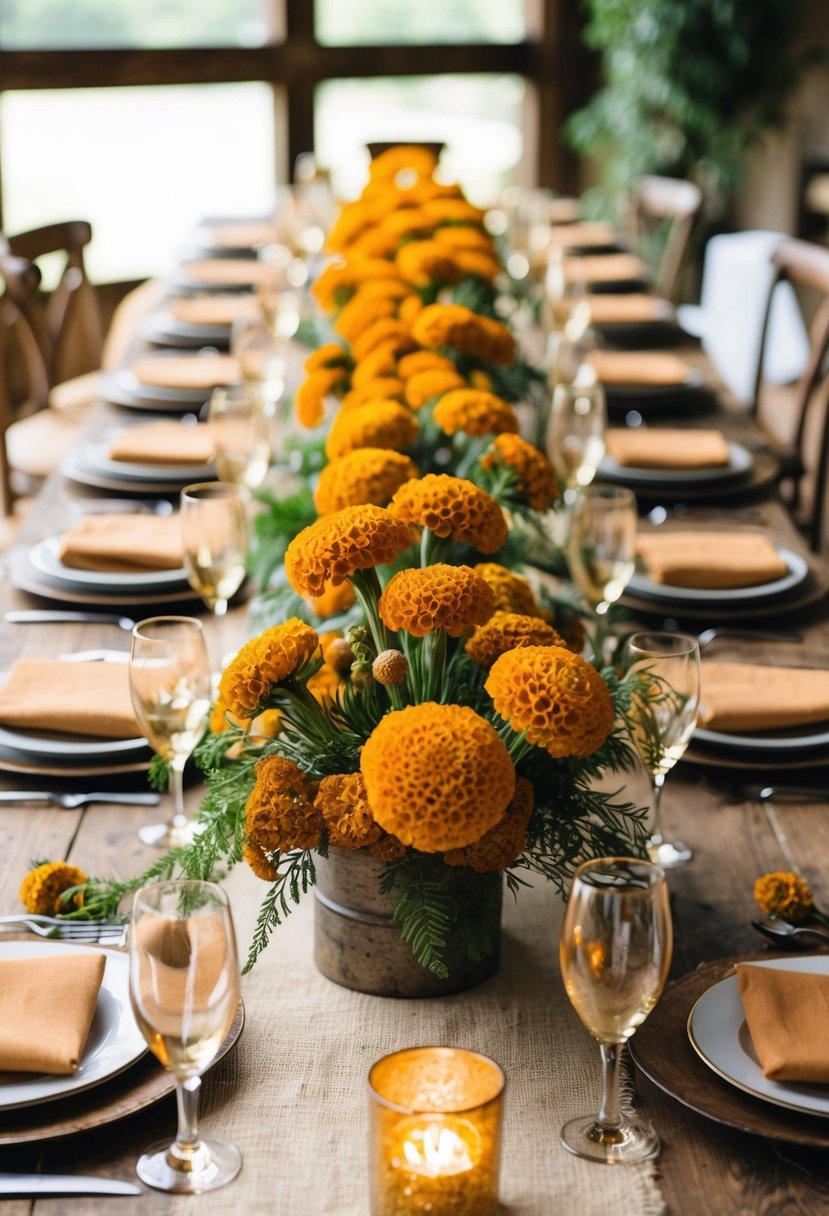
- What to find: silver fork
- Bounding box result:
[696,627,803,649]
[0,914,127,944]
[0,791,158,808]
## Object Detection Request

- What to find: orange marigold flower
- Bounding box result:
[348,279,410,304]
[485,645,615,759]
[398,295,424,325]
[218,619,320,719]
[251,709,283,740]
[351,318,414,363]
[482,432,558,511]
[285,504,413,597]
[368,831,408,861]
[351,343,400,386]
[433,389,519,437]
[306,662,343,706]
[312,257,394,311]
[379,564,494,637]
[444,777,534,872]
[309,578,357,618]
[325,399,419,461]
[404,367,466,409]
[380,208,435,243]
[348,227,398,259]
[454,250,502,282]
[315,448,419,514]
[315,772,383,850]
[396,240,464,287]
[19,861,87,915]
[372,649,408,685]
[295,366,348,429]
[210,693,232,735]
[334,294,397,344]
[470,369,493,391]
[244,755,321,880]
[474,563,545,617]
[389,473,507,553]
[369,145,439,182]
[397,351,457,380]
[340,378,405,410]
[466,611,567,669]
[411,303,516,365]
[360,702,515,852]
[753,872,814,923]
[433,225,496,254]
[303,342,352,373]
[421,198,485,224]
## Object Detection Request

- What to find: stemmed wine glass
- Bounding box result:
[624,631,701,868]
[547,370,607,500]
[129,617,211,849]
[180,482,248,619]
[129,879,241,1193]
[567,485,637,660]
[559,857,672,1164]
[207,385,272,492]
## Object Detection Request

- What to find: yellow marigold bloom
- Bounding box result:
[348,227,398,259]
[379,564,494,638]
[360,702,516,852]
[433,388,519,437]
[466,611,567,669]
[315,772,383,850]
[396,240,464,287]
[349,279,410,304]
[295,366,348,429]
[210,693,232,734]
[474,563,545,617]
[482,432,558,511]
[433,225,496,254]
[369,831,408,862]
[219,619,320,719]
[306,662,343,706]
[369,145,439,182]
[244,755,321,880]
[310,577,357,618]
[470,369,493,391]
[334,294,397,344]
[754,872,814,923]
[411,303,516,365]
[285,504,413,597]
[304,343,351,373]
[326,202,377,253]
[252,709,283,740]
[340,378,405,411]
[19,861,87,915]
[390,473,507,553]
[315,447,418,514]
[397,351,457,380]
[380,208,435,243]
[444,777,534,872]
[485,645,615,759]
[454,250,502,282]
[325,400,419,461]
[404,367,466,409]
[351,318,414,363]
[312,257,396,311]
[351,343,400,386]
[398,295,424,325]
[421,197,485,224]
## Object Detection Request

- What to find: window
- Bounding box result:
[314,0,524,46]
[0,0,270,49]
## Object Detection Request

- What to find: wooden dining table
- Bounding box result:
[0,278,828,1214]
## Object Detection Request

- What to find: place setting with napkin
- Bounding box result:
[101,350,240,411]
[586,348,709,405]
[597,425,756,496]
[143,291,257,349]
[63,419,217,495]
[553,292,683,349]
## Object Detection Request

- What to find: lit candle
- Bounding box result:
[369,1047,504,1216]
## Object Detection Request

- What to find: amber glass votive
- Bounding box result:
[368,1046,505,1216]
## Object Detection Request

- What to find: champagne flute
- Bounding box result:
[624,631,701,868]
[547,369,606,500]
[180,482,248,618]
[568,485,637,660]
[207,384,272,491]
[560,857,672,1164]
[130,617,211,849]
[129,879,241,1193]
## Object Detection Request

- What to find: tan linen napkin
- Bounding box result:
[58,514,184,572]
[181,259,272,287]
[736,963,829,1082]
[548,198,581,224]
[564,253,647,283]
[168,295,256,326]
[547,221,618,248]
[203,222,280,249]
[107,422,215,466]
[637,531,789,589]
[606,428,730,468]
[130,353,238,390]
[556,294,670,325]
[699,662,829,731]
[0,658,141,738]
[588,350,691,386]
[0,952,106,1074]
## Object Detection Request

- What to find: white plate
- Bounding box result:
[627,547,808,606]
[599,441,752,488]
[0,940,146,1111]
[83,436,215,484]
[694,721,829,755]
[688,956,829,1118]
[29,535,188,593]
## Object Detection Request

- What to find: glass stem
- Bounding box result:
[651,773,665,845]
[169,757,188,830]
[596,1041,623,1135]
[168,1076,202,1169]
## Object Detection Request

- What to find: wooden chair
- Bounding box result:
[752,237,829,551]
[0,253,43,515]
[624,175,703,300]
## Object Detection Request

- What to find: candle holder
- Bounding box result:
[368,1046,504,1216]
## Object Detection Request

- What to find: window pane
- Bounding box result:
[314,0,524,45]
[315,76,524,204]
[1,84,276,283]
[0,0,271,49]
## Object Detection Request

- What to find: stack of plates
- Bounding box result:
[63,434,215,496]
[101,351,238,413]
[597,440,771,503]
[0,710,151,778]
[601,368,710,413]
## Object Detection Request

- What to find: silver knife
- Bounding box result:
[5,610,135,630]
[0,1174,141,1196]
[0,791,160,807]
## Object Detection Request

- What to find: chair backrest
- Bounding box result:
[0,252,45,513]
[625,175,703,300]
[753,237,829,551]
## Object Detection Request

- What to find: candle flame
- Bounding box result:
[401,1123,475,1176]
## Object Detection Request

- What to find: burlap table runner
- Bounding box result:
[192,867,666,1215]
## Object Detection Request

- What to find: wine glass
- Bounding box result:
[624,631,701,868]
[129,617,211,849]
[180,482,248,618]
[256,241,305,340]
[567,485,637,660]
[207,384,272,491]
[547,368,606,501]
[559,857,672,1164]
[129,879,241,1193]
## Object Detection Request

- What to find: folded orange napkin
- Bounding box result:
[168,295,256,326]
[548,198,581,224]
[203,222,280,249]
[736,963,829,1082]
[58,514,184,572]
[699,662,829,731]
[130,353,239,390]
[0,952,106,1074]
[564,253,647,284]
[557,294,671,325]
[547,221,618,248]
[588,350,691,386]
[606,428,730,469]
[0,658,141,737]
[181,259,272,287]
[107,422,215,466]
[637,531,789,589]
